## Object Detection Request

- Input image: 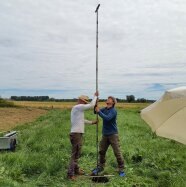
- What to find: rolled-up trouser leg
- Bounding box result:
[99,136,109,168]
[67,133,82,176]
[109,134,124,171]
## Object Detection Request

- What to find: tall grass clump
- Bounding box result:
[0,98,15,107]
[0,107,185,186]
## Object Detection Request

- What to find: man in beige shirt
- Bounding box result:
[67,91,99,180]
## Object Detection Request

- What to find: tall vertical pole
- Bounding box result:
[95,4,100,175]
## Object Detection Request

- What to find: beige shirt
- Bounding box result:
[70,96,97,133]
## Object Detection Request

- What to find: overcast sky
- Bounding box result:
[0,0,186,99]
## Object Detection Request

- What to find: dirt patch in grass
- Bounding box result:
[0,107,48,131]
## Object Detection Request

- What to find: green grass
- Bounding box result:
[0,108,186,187]
[0,98,15,107]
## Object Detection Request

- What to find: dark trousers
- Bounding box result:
[67,133,83,176]
[99,134,124,171]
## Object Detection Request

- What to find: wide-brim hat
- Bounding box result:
[78,95,89,103]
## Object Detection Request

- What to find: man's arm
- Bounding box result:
[84,119,92,124]
[81,95,98,110]
[84,119,98,125]
[77,91,99,111]
[98,109,116,121]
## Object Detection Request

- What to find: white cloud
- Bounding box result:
[0,0,186,99]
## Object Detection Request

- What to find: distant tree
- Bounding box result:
[126,95,135,103]
[137,98,147,103]
[49,98,55,101]
[11,96,49,101]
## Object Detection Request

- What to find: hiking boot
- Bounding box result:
[75,168,85,175]
[67,175,76,180]
[119,171,126,177]
[91,166,104,175]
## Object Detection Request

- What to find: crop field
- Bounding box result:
[13,101,76,109]
[13,101,150,110]
[0,107,47,131]
[0,102,186,186]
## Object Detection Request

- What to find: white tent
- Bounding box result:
[141,87,186,145]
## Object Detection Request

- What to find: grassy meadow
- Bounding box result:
[13,101,150,110]
[0,103,186,186]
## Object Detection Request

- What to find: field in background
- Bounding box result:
[13,101,75,109]
[0,108,47,131]
[0,108,185,186]
[13,101,150,110]
[0,101,150,132]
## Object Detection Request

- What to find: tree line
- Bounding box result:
[10,95,154,103]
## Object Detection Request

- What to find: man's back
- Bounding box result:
[71,104,85,133]
[70,96,98,133]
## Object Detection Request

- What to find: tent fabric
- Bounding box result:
[141,87,186,145]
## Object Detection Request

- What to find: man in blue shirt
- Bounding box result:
[92,96,125,177]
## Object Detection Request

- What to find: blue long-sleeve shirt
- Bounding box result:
[98,107,118,136]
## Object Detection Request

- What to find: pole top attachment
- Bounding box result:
[95,4,100,13]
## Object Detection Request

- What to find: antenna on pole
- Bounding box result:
[95,3,100,175]
[95,4,100,13]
